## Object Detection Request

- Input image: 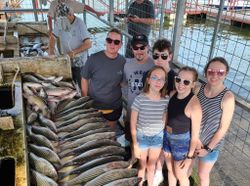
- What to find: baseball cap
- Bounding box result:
[57,3,73,17]
[131,34,149,46]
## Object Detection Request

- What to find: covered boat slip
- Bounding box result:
[0,56,72,186]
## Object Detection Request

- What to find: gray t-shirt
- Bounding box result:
[82,51,126,109]
[123,57,154,112]
[131,93,169,136]
[54,16,90,67]
[127,0,155,36]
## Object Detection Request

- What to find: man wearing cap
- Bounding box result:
[123,34,154,142]
[48,0,104,35]
[48,3,92,89]
[125,0,155,58]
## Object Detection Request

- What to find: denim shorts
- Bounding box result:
[199,149,220,163]
[137,130,163,150]
[163,131,191,161]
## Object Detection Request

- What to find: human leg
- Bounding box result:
[138,149,149,186]
[198,150,219,186]
[153,150,164,186]
[147,148,162,186]
[174,159,192,186]
[166,131,191,186]
[163,131,177,186]
[164,152,177,186]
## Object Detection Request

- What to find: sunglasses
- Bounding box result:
[175,76,192,86]
[150,75,165,83]
[152,54,168,60]
[132,45,146,51]
[106,38,121,45]
[207,69,225,77]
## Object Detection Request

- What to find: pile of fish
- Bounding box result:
[22,72,140,186]
[20,37,48,57]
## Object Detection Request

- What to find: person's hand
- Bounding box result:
[180,158,192,169]
[128,15,140,23]
[96,11,105,17]
[195,148,208,157]
[133,143,141,159]
[67,51,75,59]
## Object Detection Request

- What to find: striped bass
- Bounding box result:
[84,168,138,186]
[103,177,142,186]
[57,117,105,133]
[30,169,58,186]
[62,145,126,167]
[38,113,57,133]
[28,130,55,151]
[60,161,130,186]
[56,99,94,117]
[29,152,58,181]
[59,138,121,158]
[60,132,116,151]
[58,122,107,140]
[29,144,61,166]
[32,126,58,141]
[54,108,97,121]
[27,111,38,124]
[57,96,92,113]
[58,156,124,180]
[25,95,50,117]
[55,111,102,128]
[60,127,112,144]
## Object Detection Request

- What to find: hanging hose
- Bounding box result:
[11,65,20,105]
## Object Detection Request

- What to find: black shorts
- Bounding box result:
[103,106,122,121]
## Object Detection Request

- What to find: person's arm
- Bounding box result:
[48,15,53,36]
[130,110,140,158]
[84,5,105,17]
[81,78,88,96]
[180,96,202,168]
[67,38,92,58]
[128,16,155,25]
[188,96,202,158]
[48,33,56,55]
[205,91,235,149]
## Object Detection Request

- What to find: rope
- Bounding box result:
[11,65,20,105]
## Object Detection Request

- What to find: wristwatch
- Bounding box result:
[186,154,195,159]
[204,145,213,153]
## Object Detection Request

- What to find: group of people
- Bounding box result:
[125,37,235,186]
[47,1,235,186]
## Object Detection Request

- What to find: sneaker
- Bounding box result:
[153,170,164,186]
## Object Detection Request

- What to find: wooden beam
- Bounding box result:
[0,56,72,79]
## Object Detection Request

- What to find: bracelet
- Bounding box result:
[186,154,195,159]
[203,145,213,153]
